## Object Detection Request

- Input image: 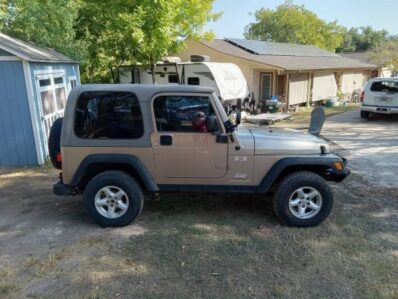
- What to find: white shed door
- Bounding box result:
[289,73,309,105]
[312,72,338,102]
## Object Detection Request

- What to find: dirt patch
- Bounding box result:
[0,167,397,298]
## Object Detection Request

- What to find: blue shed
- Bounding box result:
[0,33,80,166]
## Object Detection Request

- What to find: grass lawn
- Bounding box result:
[272,103,360,129]
[0,167,397,298]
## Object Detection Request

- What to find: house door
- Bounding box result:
[151,94,228,179]
[35,73,67,155]
[260,73,272,101]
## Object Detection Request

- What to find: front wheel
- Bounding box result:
[84,171,144,227]
[273,171,333,227]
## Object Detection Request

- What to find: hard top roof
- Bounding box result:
[77,84,215,101]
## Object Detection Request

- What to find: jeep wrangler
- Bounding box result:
[50,84,350,227]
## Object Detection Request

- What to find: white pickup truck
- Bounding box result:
[361,77,398,118]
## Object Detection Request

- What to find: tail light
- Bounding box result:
[56,152,62,162]
[360,91,364,102]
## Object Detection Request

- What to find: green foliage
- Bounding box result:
[244,1,344,52]
[337,26,390,53]
[369,40,398,71]
[76,0,220,82]
[1,0,218,82]
[1,0,82,60]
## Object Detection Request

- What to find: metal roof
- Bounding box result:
[226,38,339,57]
[200,39,377,71]
[0,32,77,63]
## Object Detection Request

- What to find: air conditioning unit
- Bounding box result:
[191,55,211,62]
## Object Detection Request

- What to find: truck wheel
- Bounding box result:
[273,171,333,227]
[48,117,63,169]
[360,111,370,119]
[84,171,144,227]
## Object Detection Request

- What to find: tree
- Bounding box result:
[244,1,344,52]
[76,0,220,82]
[337,26,390,53]
[1,0,82,59]
[369,40,398,72]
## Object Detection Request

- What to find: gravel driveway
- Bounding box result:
[323,109,398,188]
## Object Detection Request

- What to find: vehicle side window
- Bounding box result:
[370,81,398,93]
[74,91,144,139]
[153,95,215,132]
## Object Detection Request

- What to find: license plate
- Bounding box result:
[376,96,393,102]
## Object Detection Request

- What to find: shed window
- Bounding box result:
[54,77,64,84]
[39,79,51,87]
[55,88,66,110]
[74,91,144,139]
[40,90,56,115]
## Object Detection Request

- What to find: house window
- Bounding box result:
[74,91,144,139]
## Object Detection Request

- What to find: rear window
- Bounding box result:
[370,81,398,93]
[74,91,144,139]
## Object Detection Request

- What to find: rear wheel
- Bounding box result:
[360,110,370,119]
[84,171,144,227]
[273,171,333,227]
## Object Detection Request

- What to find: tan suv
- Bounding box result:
[50,84,350,227]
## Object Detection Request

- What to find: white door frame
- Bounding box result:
[34,70,67,156]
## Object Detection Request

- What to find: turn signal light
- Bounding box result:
[360,91,364,102]
[334,162,343,170]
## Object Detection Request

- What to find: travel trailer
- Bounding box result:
[117,56,250,108]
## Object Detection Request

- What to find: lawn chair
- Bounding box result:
[308,106,325,136]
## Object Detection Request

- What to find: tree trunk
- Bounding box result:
[151,63,156,84]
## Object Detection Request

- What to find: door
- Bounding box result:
[260,73,272,101]
[151,94,228,178]
[35,73,67,155]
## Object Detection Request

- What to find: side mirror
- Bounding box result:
[206,115,219,132]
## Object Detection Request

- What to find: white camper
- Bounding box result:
[117,56,250,107]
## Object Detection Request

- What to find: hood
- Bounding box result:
[236,126,330,155]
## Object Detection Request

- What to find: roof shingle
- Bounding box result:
[0,32,77,63]
[201,39,377,71]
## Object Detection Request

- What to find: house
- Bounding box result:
[340,52,394,78]
[0,32,80,167]
[175,38,378,108]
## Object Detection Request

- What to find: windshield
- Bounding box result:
[212,92,228,123]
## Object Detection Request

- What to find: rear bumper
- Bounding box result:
[53,180,74,196]
[361,105,398,114]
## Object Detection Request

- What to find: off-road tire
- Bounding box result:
[360,110,370,119]
[84,171,144,227]
[273,171,333,227]
[48,117,63,169]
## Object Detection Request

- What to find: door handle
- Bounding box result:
[160,135,172,145]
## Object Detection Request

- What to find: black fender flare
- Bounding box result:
[257,155,349,193]
[70,154,159,192]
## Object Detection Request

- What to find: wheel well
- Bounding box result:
[273,165,331,186]
[77,163,147,192]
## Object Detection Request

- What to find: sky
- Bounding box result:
[206,0,398,38]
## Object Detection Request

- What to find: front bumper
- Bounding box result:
[328,156,351,182]
[53,180,74,196]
